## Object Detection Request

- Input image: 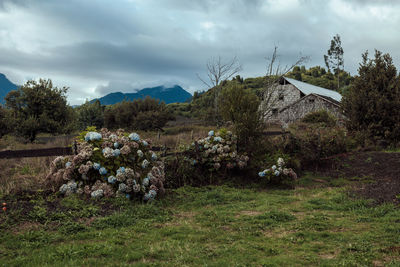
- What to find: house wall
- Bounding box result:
[270,84,302,110]
[276,94,346,125]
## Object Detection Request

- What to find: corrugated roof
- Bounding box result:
[284,77,342,102]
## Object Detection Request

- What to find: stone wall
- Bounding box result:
[270,84,302,110]
[276,94,346,125]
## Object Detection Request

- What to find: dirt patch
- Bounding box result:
[314,151,400,205]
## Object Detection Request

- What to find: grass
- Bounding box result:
[0,182,399,266]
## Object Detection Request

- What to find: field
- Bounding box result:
[0,128,399,266]
[0,181,399,266]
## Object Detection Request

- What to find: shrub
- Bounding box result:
[218,84,264,151]
[165,129,250,187]
[46,128,165,201]
[104,97,174,131]
[301,110,337,127]
[258,157,298,187]
[283,123,353,166]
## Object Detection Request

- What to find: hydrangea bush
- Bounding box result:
[258,157,297,186]
[186,129,249,172]
[46,128,165,201]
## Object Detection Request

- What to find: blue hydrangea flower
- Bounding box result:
[112,149,121,157]
[117,167,125,174]
[137,150,144,158]
[274,170,280,176]
[141,140,148,146]
[271,165,277,171]
[107,175,117,184]
[129,132,140,141]
[65,162,72,168]
[93,163,101,170]
[258,171,265,177]
[151,153,157,161]
[142,177,150,187]
[99,167,107,176]
[114,142,119,148]
[214,136,222,142]
[85,132,102,142]
[208,130,214,137]
[141,159,149,169]
[149,189,157,198]
[143,193,150,201]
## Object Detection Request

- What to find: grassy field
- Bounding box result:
[1,177,399,266]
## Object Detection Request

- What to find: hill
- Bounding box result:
[93,85,192,105]
[0,73,19,104]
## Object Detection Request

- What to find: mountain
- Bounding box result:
[0,73,19,104]
[94,85,192,105]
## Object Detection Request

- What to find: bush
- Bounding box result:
[165,129,250,187]
[218,84,264,151]
[104,97,174,131]
[46,127,165,201]
[283,123,353,166]
[302,110,337,127]
[258,157,298,187]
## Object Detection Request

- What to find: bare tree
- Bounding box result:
[197,55,242,124]
[197,55,242,89]
[259,46,309,121]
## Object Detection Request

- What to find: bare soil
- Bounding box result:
[315,151,400,205]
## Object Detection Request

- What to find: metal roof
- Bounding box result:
[283,77,342,102]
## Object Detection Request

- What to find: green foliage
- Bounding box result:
[104,97,174,131]
[218,84,264,150]
[0,105,13,138]
[286,65,353,92]
[284,123,353,166]
[76,100,104,130]
[4,79,74,142]
[301,110,337,127]
[166,102,192,117]
[342,50,400,146]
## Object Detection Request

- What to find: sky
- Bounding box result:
[0,0,399,105]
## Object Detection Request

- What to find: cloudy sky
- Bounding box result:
[0,0,399,105]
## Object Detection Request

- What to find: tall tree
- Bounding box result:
[5,79,74,142]
[324,34,344,91]
[342,50,400,145]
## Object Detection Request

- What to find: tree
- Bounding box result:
[5,79,73,142]
[259,46,309,120]
[0,106,13,138]
[197,55,242,125]
[342,50,400,145]
[104,97,174,131]
[324,34,344,91]
[218,83,263,150]
[76,100,104,130]
[197,55,242,89]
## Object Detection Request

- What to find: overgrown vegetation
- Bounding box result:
[104,97,174,131]
[342,50,400,147]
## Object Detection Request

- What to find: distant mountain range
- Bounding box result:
[93,85,192,105]
[0,73,18,104]
[0,73,192,106]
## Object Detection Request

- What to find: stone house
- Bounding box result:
[262,77,345,125]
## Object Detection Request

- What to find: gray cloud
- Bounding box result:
[0,0,400,104]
